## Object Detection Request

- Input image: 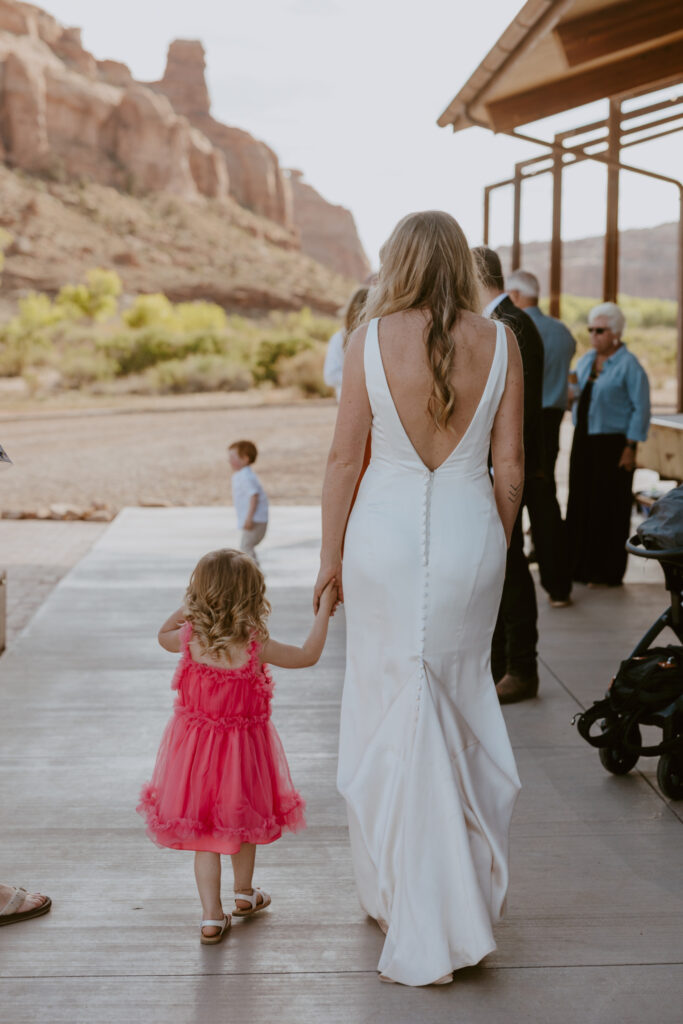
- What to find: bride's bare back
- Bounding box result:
[377,308,499,472]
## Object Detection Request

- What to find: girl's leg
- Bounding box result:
[230,842,265,910]
[194,852,224,937]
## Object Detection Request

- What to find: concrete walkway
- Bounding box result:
[1,507,682,1023]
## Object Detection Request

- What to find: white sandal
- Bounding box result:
[233,887,271,918]
[200,914,231,944]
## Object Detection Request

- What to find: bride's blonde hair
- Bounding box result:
[363,211,480,428]
[184,549,270,658]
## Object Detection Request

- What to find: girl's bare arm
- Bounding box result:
[262,584,337,669]
[490,326,525,545]
[158,606,186,653]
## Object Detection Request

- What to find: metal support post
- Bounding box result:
[550,144,563,318]
[603,99,621,302]
[512,165,522,270]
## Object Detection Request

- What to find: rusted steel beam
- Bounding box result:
[550,146,563,319]
[603,100,621,303]
[512,165,522,270]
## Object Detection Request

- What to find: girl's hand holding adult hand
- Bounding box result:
[318,579,340,618]
[314,558,342,613]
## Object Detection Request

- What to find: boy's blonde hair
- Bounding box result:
[184,549,270,658]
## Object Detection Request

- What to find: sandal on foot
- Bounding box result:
[200,915,231,945]
[233,888,271,918]
[0,888,51,927]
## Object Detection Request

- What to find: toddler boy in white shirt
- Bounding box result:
[228,439,269,564]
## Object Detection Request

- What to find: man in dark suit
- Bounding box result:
[473,247,545,704]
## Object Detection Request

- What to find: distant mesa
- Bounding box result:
[0,1,370,281]
[498,223,678,302]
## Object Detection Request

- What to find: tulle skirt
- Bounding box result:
[137,709,306,854]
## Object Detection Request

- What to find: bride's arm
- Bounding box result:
[314,325,372,611]
[491,326,525,546]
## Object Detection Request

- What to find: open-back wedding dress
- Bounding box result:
[338,316,521,986]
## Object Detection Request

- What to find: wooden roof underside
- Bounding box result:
[437,0,683,133]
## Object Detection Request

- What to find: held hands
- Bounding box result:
[318,579,340,618]
[314,558,343,614]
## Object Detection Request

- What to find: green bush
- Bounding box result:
[58,347,116,388]
[122,293,174,328]
[0,293,62,374]
[276,344,332,396]
[100,327,235,376]
[140,354,253,393]
[253,336,313,383]
[56,268,122,321]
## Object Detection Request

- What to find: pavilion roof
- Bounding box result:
[437,0,683,133]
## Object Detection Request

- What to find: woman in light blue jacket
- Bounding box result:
[566,302,650,586]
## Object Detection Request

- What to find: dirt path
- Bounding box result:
[0,394,338,511]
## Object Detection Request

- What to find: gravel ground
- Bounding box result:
[0,393,338,513]
[0,520,107,647]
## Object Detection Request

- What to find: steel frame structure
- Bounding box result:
[481,89,683,410]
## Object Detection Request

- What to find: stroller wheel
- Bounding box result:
[598,722,641,775]
[656,753,683,800]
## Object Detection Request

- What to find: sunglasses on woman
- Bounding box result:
[587,327,607,335]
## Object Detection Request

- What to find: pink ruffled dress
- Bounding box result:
[137,623,305,854]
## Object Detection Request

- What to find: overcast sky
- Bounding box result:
[38,0,681,267]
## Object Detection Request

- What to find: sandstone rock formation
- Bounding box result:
[288,170,371,282]
[0,0,370,285]
[149,40,293,228]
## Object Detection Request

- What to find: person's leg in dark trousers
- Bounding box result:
[525,473,572,603]
[541,407,565,494]
[492,512,539,703]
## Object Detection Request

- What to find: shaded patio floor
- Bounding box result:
[1,506,682,1023]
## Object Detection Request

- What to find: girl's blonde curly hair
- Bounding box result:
[184,549,270,658]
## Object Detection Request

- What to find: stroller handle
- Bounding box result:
[626,534,683,559]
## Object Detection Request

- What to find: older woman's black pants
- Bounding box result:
[566,432,634,586]
[492,511,538,681]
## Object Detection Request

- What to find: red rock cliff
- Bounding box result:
[149,39,293,228]
[0,2,370,279]
[288,170,371,281]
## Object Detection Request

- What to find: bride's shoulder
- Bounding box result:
[457,309,491,332]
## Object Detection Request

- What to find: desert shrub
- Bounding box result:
[253,336,313,383]
[268,307,338,343]
[100,327,237,376]
[174,301,228,332]
[57,347,117,388]
[140,354,253,393]
[0,293,63,374]
[56,268,122,321]
[276,344,332,396]
[122,293,175,328]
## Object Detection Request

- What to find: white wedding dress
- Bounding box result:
[338,317,521,986]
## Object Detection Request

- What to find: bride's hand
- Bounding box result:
[314,559,343,613]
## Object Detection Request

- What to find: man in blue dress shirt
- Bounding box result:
[507,271,576,492]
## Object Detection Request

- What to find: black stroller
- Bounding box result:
[574,484,683,799]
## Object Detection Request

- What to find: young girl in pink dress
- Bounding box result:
[138,548,337,944]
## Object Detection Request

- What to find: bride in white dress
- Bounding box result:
[314,211,524,986]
